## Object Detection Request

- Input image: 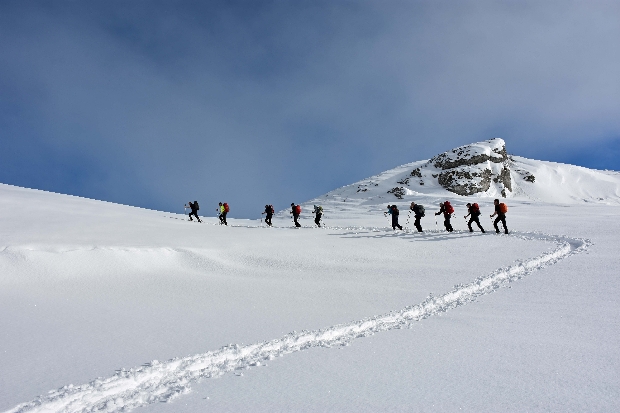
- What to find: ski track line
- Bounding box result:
[5,230,590,413]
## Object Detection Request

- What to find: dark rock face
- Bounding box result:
[430,142,508,170]
[387,187,406,199]
[438,169,492,196]
[494,166,512,192]
[514,168,536,183]
[430,139,513,196]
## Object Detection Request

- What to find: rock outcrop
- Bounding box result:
[429,138,515,197]
[383,138,535,199]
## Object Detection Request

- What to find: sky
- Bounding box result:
[1,0,619,218]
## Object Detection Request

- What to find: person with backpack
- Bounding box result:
[290,203,301,227]
[410,202,425,232]
[490,199,508,234]
[217,202,229,226]
[464,202,485,233]
[217,202,224,224]
[262,204,274,226]
[385,204,403,230]
[435,201,454,232]
[313,205,323,227]
[185,201,202,223]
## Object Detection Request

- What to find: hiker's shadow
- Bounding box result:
[332,229,487,243]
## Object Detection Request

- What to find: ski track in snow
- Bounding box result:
[4,227,590,413]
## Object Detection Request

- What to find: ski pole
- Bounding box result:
[405,210,412,227]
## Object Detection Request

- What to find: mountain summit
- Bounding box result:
[315,138,620,206]
[428,138,514,197]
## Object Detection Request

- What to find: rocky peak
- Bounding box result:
[381,139,532,200]
[429,139,513,196]
[429,138,508,170]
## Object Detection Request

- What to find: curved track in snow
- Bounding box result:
[5,230,590,413]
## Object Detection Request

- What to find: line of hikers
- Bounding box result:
[184,199,508,234]
[386,198,508,234]
[262,203,323,228]
[184,201,230,225]
[184,201,323,228]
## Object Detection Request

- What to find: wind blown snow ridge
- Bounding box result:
[6,232,590,413]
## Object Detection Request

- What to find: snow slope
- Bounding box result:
[1,142,619,412]
[304,139,620,215]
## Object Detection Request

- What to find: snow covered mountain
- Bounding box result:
[304,138,620,214]
[1,140,619,413]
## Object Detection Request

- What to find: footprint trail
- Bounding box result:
[5,231,590,413]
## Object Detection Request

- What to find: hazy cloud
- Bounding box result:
[1,1,619,216]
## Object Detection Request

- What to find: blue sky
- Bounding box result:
[1,1,619,218]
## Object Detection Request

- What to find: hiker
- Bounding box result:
[464,202,485,233]
[185,201,202,223]
[262,204,274,226]
[217,202,229,226]
[490,199,509,234]
[410,201,425,232]
[435,201,454,232]
[385,205,392,217]
[385,204,403,230]
[313,205,323,227]
[290,203,301,227]
[217,202,224,224]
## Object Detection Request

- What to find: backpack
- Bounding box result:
[316,205,323,214]
[499,203,508,214]
[267,205,274,214]
[194,201,199,211]
[444,201,454,214]
[391,205,399,215]
[294,205,301,215]
[413,204,425,217]
[471,203,480,215]
[223,203,230,213]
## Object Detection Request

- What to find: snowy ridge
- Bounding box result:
[5,230,590,413]
[312,139,620,206]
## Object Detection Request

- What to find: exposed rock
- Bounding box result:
[438,169,492,196]
[397,177,410,185]
[430,139,508,170]
[493,166,512,192]
[410,168,422,177]
[427,138,515,196]
[387,187,406,199]
[514,169,536,183]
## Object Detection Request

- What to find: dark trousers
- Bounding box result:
[494,215,508,233]
[189,210,201,222]
[414,215,423,232]
[315,213,322,227]
[392,216,402,230]
[265,214,272,226]
[220,212,228,225]
[444,215,453,232]
[468,216,484,232]
[293,214,301,227]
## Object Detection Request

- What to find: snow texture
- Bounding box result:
[4,230,589,413]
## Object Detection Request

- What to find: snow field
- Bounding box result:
[1,181,618,412]
[4,228,587,412]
